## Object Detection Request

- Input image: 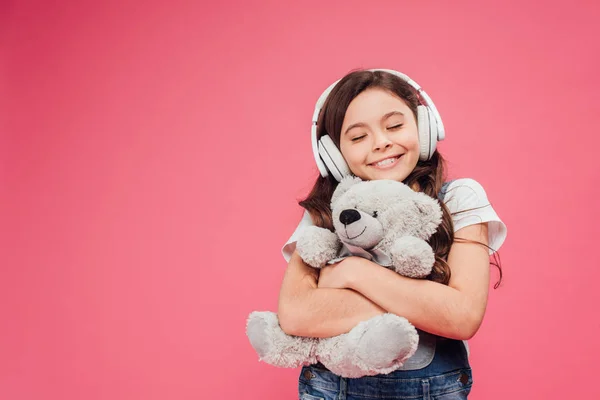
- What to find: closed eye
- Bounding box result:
[387,124,403,130]
[351,135,366,142]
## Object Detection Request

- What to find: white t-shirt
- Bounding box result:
[281,178,507,263]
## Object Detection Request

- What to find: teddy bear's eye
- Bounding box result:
[372,211,378,218]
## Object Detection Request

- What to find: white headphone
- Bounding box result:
[311,69,446,182]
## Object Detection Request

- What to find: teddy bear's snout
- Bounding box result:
[340,209,361,225]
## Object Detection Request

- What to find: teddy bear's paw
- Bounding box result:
[314,314,419,378]
[389,236,435,278]
[296,226,341,269]
[353,314,418,372]
[314,333,377,378]
[246,311,317,368]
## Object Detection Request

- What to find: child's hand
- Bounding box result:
[317,257,357,289]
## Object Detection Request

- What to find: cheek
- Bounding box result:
[411,135,421,150]
[401,130,420,150]
[340,142,367,167]
[396,131,420,167]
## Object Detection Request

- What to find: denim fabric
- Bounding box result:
[298,338,472,400]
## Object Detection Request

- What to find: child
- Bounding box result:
[277,69,507,399]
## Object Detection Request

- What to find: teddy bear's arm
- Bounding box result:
[389,236,436,278]
[296,226,342,269]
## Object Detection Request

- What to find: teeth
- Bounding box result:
[374,157,398,167]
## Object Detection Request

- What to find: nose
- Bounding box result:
[340,209,361,225]
[373,130,392,151]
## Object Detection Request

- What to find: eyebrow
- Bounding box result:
[344,111,405,135]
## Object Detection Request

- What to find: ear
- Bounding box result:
[331,175,362,206]
[415,198,435,216]
[414,196,444,236]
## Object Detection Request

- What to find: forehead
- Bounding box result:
[343,88,411,124]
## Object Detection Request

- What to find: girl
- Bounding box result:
[277,69,507,399]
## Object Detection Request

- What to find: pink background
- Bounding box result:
[2,0,599,399]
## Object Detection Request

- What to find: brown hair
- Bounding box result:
[299,69,502,287]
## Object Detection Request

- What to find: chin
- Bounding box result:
[368,168,409,182]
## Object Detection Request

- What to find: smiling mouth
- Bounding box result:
[344,226,366,240]
[369,154,403,168]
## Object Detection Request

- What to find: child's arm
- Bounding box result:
[336,223,491,340]
[277,250,386,338]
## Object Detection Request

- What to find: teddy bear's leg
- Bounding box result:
[313,333,367,378]
[246,311,317,368]
[389,236,436,278]
[315,314,419,378]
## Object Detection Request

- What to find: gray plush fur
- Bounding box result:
[246,177,443,378]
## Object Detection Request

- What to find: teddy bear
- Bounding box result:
[246,176,443,378]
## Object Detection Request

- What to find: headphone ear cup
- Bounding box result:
[318,135,351,182]
[426,107,438,159]
[311,124,330,178]
[417,106,431,161]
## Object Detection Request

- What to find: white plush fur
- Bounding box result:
[246,177,443,378]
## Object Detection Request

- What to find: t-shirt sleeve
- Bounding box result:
[281,210,315,263]
[440,178,507,255]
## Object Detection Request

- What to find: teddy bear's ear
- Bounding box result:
[414,196,444,236]
[331,175,362,206]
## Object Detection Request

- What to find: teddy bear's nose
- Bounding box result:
[340,209,361,225]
